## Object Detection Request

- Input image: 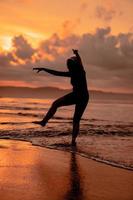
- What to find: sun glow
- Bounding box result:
[1,36,12,51]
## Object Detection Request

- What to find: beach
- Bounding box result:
[0,139,133,200]
[0,97,133,199]
[0,97,133,170]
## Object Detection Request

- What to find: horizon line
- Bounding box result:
[0,85,133,95]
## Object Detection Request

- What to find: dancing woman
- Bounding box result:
[33,49,89,146]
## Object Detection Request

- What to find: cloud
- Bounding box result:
[95,6,116,22]
[78,27,133,92]
[0,27,133,92]
[12,35,35,60]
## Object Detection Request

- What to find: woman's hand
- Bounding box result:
[33,67,44,73]
[72,49,78,55]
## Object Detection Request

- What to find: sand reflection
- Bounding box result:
[64,146,83,200]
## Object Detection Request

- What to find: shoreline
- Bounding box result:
[0,136,132,171]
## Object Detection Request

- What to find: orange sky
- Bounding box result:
[0,0,133,93]
[0,0,133,49]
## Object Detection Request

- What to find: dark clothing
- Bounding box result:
[71,70,88,94]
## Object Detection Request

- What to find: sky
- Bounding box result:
[0,0,133,93]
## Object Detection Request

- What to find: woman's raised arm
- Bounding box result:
[72,49,84,69]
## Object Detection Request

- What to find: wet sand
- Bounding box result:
[0,139,133,200]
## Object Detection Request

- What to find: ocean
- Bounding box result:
[0,97,133,170]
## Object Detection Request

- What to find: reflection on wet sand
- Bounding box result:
[0,141,84,200]
[36,145,83,200]
[0,140,133,200]
[64,146,83,200]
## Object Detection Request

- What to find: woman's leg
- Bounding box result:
[40,93,76,126]
[72,99,89,145]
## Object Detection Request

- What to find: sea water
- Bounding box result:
[0,97,133,169]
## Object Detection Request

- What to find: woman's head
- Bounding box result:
[67,56,78,71]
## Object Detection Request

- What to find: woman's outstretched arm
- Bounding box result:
[33,67,70,77]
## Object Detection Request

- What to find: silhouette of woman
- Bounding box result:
[33,49,89,146]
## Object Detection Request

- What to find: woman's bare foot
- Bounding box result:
[32,120,46,127]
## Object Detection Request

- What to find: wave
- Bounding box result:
[0,122,30,125]
[0,112,40,118]
[17,112,39,117]
[0,106,32,110]
[0,132,132,170]
[0,111,88,121]
[0,105,48,111]
[0,123,133,138]
[45,143,133,171]
[0,113,133,136]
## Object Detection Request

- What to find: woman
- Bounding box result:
[33,49,89,146]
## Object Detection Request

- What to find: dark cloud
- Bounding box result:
[39,33,80,53]
[0,27,133,92]
[118,33,133,57]
[12,35,35,60]
[0,52,17,67]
